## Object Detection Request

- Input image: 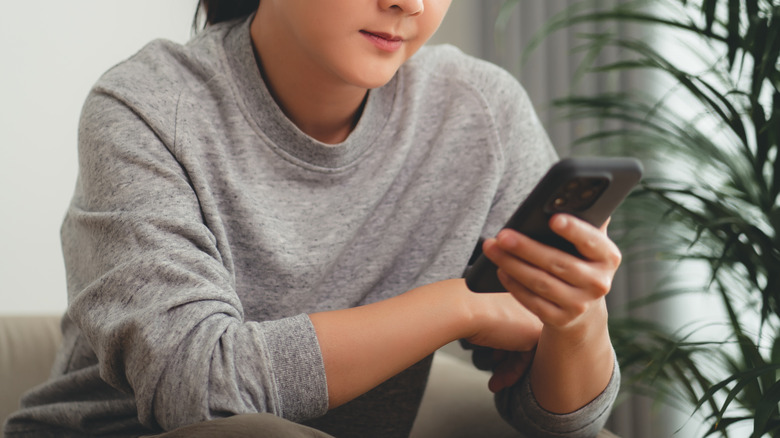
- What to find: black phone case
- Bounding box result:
[464,157,643,293]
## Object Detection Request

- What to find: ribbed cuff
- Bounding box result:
[260,314,329,422]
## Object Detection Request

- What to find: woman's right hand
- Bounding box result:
[446,278,542,392]
[455,278,543,353]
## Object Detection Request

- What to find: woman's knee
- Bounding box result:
[145,413,335,438]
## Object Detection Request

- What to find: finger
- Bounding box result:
[492,349,509,363]
[493,228,614,299]
[485,233,610,323]
[492,228,587,288]
[549,214,622,268]
[471,346,500,371]
[486,235,580,304]
[601,216,612,233]
[488,352,534,393]
[497,269,576,327]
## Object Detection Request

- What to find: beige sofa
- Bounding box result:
[0,315,618,437]
[0,315,63,425]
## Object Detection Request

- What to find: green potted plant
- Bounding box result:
[504,0,780,436]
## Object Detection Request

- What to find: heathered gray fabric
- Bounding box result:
[497,356,621,437]
[4,16,618,438]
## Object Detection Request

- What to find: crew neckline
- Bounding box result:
[221,16,398,171]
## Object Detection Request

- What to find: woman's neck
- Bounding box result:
[250,14,368,145]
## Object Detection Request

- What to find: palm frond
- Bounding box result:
[514,0,780,435]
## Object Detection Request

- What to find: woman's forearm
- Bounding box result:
[529,300,615,414]
[310,279,467,408]
[310,278,542,409]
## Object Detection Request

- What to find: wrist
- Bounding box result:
[544,298,609,347]
[530,301,614,414]
[457,284,543,353]
[428,278,478,341]
[402,278,477,344]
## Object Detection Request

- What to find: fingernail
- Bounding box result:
[497,230,518,249]
[554,215,568,229]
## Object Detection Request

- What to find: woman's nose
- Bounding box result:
[378,0,425,16]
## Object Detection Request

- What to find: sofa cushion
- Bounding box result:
[0,315,62,425]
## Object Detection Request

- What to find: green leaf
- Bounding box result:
[495,0,520,32]
[692,364,780,419]
[753,379,780,437]
[772,328,780,366]
[703,0,718,33]
[703,415,751,436]
[726,0,741,68]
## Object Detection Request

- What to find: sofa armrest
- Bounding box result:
[0,315,63,425]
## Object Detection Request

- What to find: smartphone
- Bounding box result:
[464,156,643,293]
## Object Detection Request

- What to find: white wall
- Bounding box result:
[428,1,482,57]
[0,2,477,315]
[1,1,196,314]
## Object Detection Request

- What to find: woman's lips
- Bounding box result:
[360,30,404,52]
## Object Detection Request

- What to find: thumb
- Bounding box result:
[487,351,534,393]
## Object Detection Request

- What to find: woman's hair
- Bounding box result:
[193,0,260,30]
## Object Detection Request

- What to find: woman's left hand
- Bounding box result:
[483,214,620,332]
[481,214,620,400]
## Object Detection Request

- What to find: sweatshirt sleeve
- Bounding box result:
[465,57,620,435]
[495,356,620,437]
[62,89,329,431]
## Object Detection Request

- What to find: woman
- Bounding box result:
[4,1,619,437]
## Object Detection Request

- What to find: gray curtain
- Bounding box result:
[430,2,677,437]
[429,0,637,156]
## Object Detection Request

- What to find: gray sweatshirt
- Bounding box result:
[4,16,618,438]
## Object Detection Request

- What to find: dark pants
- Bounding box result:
[144,413,335,438]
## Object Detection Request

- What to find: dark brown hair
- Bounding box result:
[193,0,260,30]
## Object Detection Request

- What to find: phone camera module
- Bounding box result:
[548,177,609,214]
[580,189,596,200]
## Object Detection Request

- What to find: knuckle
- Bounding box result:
[589,275,612,296]
[571,302,588,316]
[610,248,623,267]
[585,236,599,251]
[550,260,569,277]
[612,248,623,266]
[532,277,552,295]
